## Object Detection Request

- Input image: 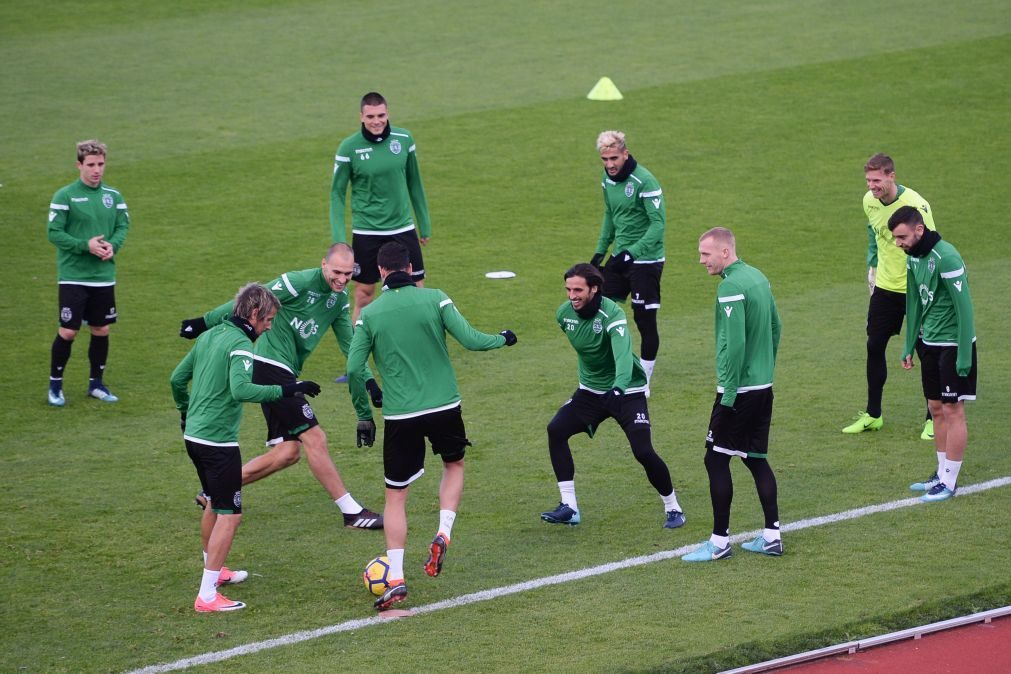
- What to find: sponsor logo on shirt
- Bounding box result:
[71,197,90,202]
[918,284,934,306]
[290,317,319,339]
[389,139,402,155]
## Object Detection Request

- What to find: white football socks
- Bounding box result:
[558,481,578,512]
[335,493,364,515]
[387,548,405,581]
[941,459,962,490]
[710,534,730,549]
[935,451,946,476]
[641,359,656,381]
[438,510,456,540]
[199,569,220,602]
[661,490,682,513]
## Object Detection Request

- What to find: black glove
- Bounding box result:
[357,419,377,447]
[607,250,634,273]
[180,413,187,434]
[603,387,624,418]
[179,317,208,339]
[281,380,321,398]
[590,253,605,270]
[500,330,517,346]
[365,378,383,408]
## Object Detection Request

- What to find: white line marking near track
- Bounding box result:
[127,476,1011,674]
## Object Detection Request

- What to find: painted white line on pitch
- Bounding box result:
[126,476,1011,674]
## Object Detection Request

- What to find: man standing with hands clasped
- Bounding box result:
[47,140,129,406]
[683,228,783,562]
[889,206,976,503]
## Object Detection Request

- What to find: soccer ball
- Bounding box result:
[363,555,391,596]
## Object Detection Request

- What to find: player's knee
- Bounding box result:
[58,327,78,341]
[273,444,301,467]
[547,417,572,443]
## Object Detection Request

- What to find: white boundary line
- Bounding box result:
[127,476,1011,674]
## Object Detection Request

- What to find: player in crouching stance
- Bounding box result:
[541,263,685,529]
[179,244,384,529]
[890,206,977,502]
[347,242,516,610]
[683,228,783,562]
[171,284,322,612]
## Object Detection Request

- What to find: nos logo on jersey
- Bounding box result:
[389,139,402,155]
[592,318,603,334]
[102,194,114,208]
[624,183,635,198]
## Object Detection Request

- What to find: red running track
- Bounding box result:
[778,616,1011,673]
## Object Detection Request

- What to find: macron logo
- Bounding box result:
[272,281,283,290]
[243,359,252,371]
[651,198,661,209]
[616,327,625,336]
[724,306,733,317]
[954,281,963,292]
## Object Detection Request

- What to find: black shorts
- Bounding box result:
[603,260,663,311]
[58,283,118,329]
[549,388,653,439]
[919,342,978,404]
[866,287,905,340]
[351,229,425,284]
[705,389,774,459]
[252,361,320,445]
[382,404,471,489]
[185,439,243,514]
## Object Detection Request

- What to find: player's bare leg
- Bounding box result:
[298,426,350,500]
[241,440,301,485]
[352,282,377,325]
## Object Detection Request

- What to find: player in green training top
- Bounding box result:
[683,228,783,563]
[590,131,666,385]
[347,241,516,611]
[540,263,685,531]
[330,91,432,324]
[889,206,977,503]
[178,244,385,529]
[47,140,130,407]
[842,153,936,438]
[171,283,322,612]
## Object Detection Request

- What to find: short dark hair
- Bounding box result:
[377,241,410,271]
[564,263,604,290]
[887,205,924,231]
[361,91,387,109]
[864,153,895,174]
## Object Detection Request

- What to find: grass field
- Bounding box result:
[3,1,1010,672]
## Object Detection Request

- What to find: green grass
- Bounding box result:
[2,1,1010,672]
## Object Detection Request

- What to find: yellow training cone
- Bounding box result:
[587,76,623,101]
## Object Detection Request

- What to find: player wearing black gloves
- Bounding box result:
[170,283,322,612]
[592,130,667,384]
[347,241,516,610]
[179,243,384,530]
[541,263,685,531]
